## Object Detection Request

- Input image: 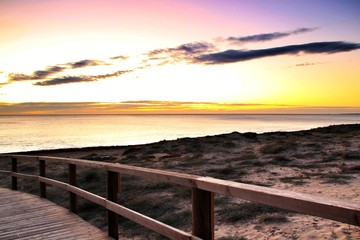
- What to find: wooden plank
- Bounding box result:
[194,177,360,226]
[0,188,108,240]
[192,188,214,240]
[11,172,38,181]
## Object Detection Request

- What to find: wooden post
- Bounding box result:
[69,164,77,213]
[39,160,46,198]
[118,173,121,196]
[192,188,214,240]
[11,158,17,190]
[107,171,119,240]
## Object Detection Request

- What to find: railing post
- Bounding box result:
[107,171,119,240]
[39,160,46,198]
[68,164,77,213]
[192,188,214,240]
[11,157,17,190]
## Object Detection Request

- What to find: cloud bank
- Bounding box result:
[1,101,359,115]
[227,27,317,44]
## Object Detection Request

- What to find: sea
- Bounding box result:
[1,114,359,153]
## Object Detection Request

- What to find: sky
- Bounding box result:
[0,0,360,114]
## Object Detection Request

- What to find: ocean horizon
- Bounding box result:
[1,114,359,154]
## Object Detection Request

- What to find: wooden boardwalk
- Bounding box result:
[0,188,110,240]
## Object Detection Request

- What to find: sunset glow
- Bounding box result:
[1,0,360,114]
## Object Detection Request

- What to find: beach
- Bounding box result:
[1,124,360,239]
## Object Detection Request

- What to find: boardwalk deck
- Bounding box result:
[0,188,110,240]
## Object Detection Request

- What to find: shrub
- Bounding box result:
[270,156,291,165]
[260,140,296,154]
[343,151,360,160]
[257,213,289,224]
[321,173,353,184]
[218,236,247,240]
[218,202,285,223]
[84,170,101,182]
[280,176,308,185]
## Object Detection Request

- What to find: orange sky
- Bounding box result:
[1,0,360,114]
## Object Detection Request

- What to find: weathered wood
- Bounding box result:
[36,176,199,240]
[118,173,121,195]
[0,188,108,239]
[12,171,38,181]
[192,188,214,240]
[107,201,201,240]
[68,164,77,213]
[194,177,360,227]
[39,159,46,198]
[5,155,199,187]
[0,170,11,175]
[107,170,119,240]
[11,157,17,190]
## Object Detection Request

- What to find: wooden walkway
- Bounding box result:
[0,188,110,240]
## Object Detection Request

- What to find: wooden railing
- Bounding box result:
[0,154,359,240]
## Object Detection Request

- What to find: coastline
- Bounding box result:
[2,114,360,154]
[8,123,360,155]
[2,124,359,239]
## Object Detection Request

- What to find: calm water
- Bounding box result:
[1,114,359,153]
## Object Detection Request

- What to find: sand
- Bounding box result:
[3,124,360,239]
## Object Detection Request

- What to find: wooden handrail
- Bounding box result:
[0,154,359,240]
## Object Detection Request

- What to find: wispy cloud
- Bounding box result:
[144,42,215,66]
[109,55,129,60]
[227,27,317,44]
[8,66,66,81]
[295,62,316,67]
[3,58,129,87]
[66,59,108,69]
[34,70,131,86]
[195,41,360,64]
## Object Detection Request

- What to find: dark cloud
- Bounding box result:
[145,42,214,66]
[5,59,116,86]
[67,59,108,69]
[148,42,213,56]
[228,27,317,44]
[34,70,131,86]
[195,41,360,64]
[34,76,94,86]
[7,60,105,82]
[172,42,213,54]
[32,66,66,79]
[95,70,132,79]
[7,73,33,81]
[8,66,66,81]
